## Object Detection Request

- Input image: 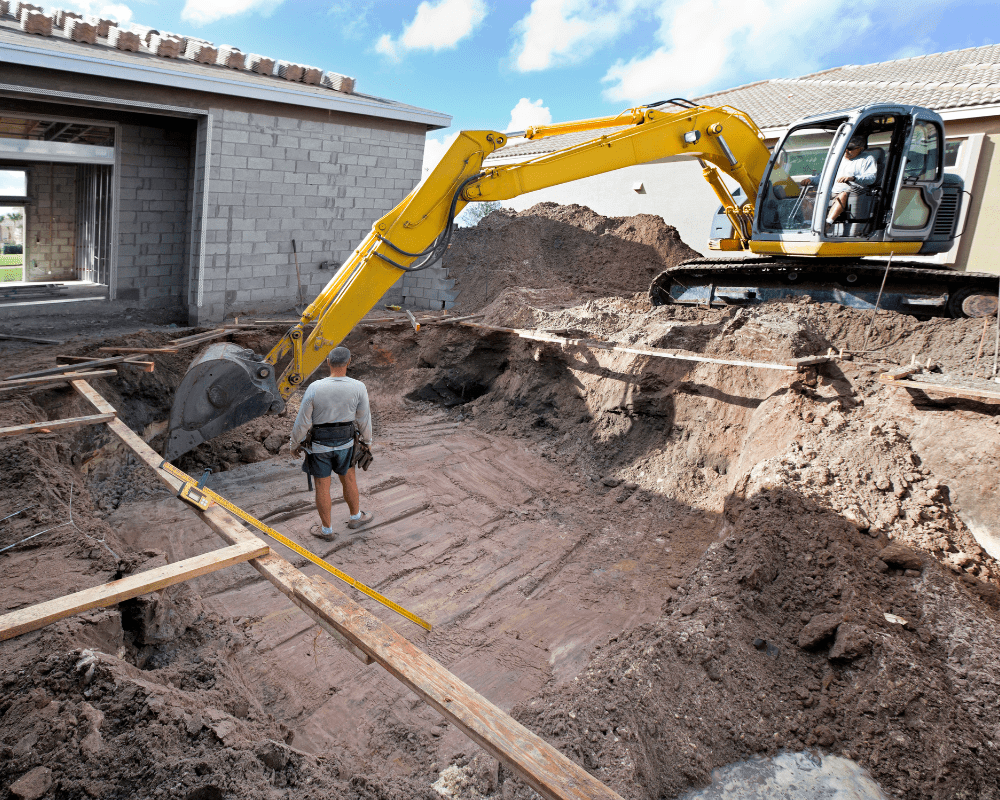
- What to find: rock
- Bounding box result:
[240,443,269,463]
[813,725,836,747]
[679,602,699,616]
[842,505,870,531]
[879,543,923,571]
[602,477,622,488]
[256,741,288,771]
[953,552,975,568]
[80,729,103,758]
[752,638,767,650]
[872,558,889,573]
[798,613,843,649]
[12,732,37,759]
[828,623,871,660]
[875,476,892,491]
[262,433,285,454]
[904,569,922,578]
[11,766,53,800]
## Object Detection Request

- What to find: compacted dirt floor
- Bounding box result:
[1,203,999,800]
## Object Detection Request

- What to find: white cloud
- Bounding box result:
[422,131,461,178]
[506,98,552,132]
[511,0,642,72]
[181,0,283,26]
[376,0,487,61]
[599,0,953,103]
[58,0,133,23]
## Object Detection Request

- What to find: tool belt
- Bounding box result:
[304,421,355,449]
[351,424,374,471]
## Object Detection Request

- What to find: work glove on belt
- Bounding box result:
[351,424,374,471]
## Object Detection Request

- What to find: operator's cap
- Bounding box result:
[328,346,351,366]
[848,134,867,149]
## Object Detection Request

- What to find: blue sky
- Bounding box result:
[63,0,999,175]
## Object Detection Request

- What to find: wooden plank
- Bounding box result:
[785,355,833,368]
[0,333,64,345]
[56,355,155,372]
[96,347,179,354]
[457,321,799,371]
[6,355,135,381]
[0,540,270,641]
[168,329,236,347]
[0,412,114,437]
[0,369,118,391]
[880,366,922,382]
[883,377,1000,402]
[71,380,624,800]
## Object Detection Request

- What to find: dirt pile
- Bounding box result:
[508,487,1000,799]
[444,204,699,313]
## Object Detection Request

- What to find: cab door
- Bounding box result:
[886,112,945,241]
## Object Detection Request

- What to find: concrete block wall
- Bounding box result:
[116,123,193,306]
[190,108,426,323]
[380,257,458,310]
[25,163,76,281]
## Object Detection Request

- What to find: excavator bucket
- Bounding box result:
[164,343,284,461]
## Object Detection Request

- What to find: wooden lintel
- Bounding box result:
[0,369,118,391]
[882,377,1000,402]
[168,329,237,347]
[6,354,138,381]
[786,355,833,368]
[0,412,115,437]
[880,367,922,382]
[70,379,624,800]
[0,540,270,641]
[56,355,154,373]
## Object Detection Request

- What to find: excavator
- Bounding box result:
[165,99,999,459]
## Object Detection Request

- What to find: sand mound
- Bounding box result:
[444,203,700,313]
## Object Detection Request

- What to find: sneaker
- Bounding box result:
[347,511,374,530]
[309,523,336,542]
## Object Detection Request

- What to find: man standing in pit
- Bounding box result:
[290,346,374,540]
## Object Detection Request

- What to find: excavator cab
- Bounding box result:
[752,104,962,257]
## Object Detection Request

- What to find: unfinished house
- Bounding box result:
[0,3,449,322]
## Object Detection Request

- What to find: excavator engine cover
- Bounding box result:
[165,343,284,460]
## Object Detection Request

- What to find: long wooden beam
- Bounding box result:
[96,347,179,354]
[459,320,801,371]
[71,380,625,800]
[0,369,118,391]
[0,412,114,437]
[0,540,269,641]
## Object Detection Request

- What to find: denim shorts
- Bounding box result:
[302,446,354,478]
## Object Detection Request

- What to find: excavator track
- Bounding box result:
[650,256,1000,318]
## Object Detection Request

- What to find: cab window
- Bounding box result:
[904,122,940,182]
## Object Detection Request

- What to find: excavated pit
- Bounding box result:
[2,203,1000,800]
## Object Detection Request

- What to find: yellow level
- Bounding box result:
[158,460,432,631]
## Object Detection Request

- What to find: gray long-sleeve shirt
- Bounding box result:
[289,376,372,453]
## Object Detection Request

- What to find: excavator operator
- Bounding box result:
[289,346,374,540]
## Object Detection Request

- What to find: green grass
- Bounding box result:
[0,254,24,266]
[0,267,23,282]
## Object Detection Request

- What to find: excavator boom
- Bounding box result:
[164,103,774,459]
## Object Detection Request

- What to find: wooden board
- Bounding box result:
[56,355,154,372]
[96,347,179,354]
[0,412,115,437]
[458,321,799,371]
[0,540,269,641]
[882,376,1000,402]
[7,354,140,381]
[0,369,118,390]
[71,380,624,800]
[0,333,64,344]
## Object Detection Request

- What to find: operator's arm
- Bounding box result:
[289,385,315,452]
[355,384,372,446]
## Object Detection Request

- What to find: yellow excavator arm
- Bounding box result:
[165,103,772,459]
